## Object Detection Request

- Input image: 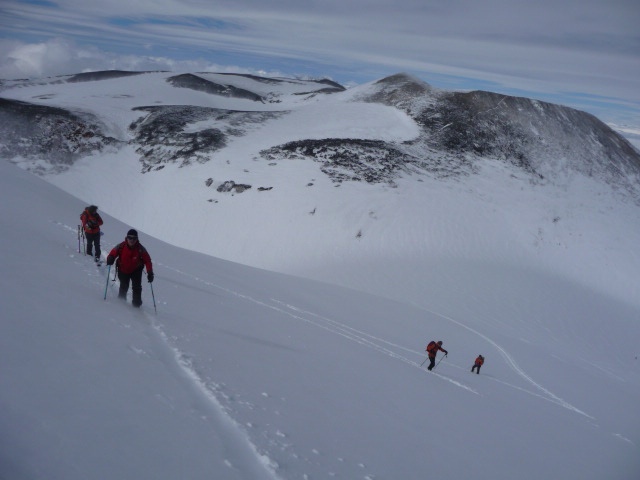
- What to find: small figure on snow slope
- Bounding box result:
[471,355,484,374]
[107,229,154,308]
[80,205,103,262]
[425,340,448,371]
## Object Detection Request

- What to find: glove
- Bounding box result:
[147,272,154,283]
[106,255,115,266]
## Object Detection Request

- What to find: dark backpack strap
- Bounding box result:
[137,244,148,268]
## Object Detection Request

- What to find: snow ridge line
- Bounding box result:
[420,307,594,419]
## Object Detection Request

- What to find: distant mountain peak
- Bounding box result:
[1,69,639,202]
[66,70,152,83]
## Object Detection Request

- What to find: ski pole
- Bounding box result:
[434,354,446,370]
[420,356,429,367]
[104,265,111,300]
[149,281,157,314]
[77,225,81,253]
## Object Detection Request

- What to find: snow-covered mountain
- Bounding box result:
[1,70,639,310]
[1,140,639,480]
[1,71,640,478]
[1,71,638,188]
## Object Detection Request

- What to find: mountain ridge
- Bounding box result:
[1,70,638,198]
[1,70,639,313]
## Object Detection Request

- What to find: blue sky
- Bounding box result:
[1,0,639,126]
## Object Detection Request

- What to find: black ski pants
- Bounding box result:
[427,356,436,371]
[472,365,481,374]
[118,267,144,307]
[85,232,101,259]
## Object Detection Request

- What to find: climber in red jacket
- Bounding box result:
[107,229,153,308]
[80,205,103,262]
[425,340,448,371]
[471,355,485,374]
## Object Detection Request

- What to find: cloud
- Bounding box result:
[0,0,638,125]
[0,37,288,80]
[0,38,75,78]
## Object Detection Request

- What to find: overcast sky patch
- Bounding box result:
[0,0,638,126]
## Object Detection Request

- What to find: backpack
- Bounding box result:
[426,341,437,353]
[80,207,100,229]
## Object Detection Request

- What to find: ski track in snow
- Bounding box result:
[145,314,282,480]
[419,307,595,419]
[154,257,596,418]
[66,220,599,475]
[64,223,283,480]
[269,300,481,395]
[156,260,481,397]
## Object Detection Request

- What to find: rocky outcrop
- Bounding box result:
[167,74,264,102]
[129,105,285,171]
[260,138,473,185]
[216,180,252,193]
[0,97,119,173]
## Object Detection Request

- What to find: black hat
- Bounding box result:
[127,229,138,238]
[88,205,98,213]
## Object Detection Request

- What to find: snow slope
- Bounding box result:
[1,154,639,479]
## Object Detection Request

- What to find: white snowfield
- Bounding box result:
[1,72,639,479]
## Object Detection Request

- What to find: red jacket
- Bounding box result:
[426,341,448,359]
[81,208,103,234]
[109,240,153,275]
[475,356,484,366]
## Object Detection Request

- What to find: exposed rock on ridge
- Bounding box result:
[167,74,265,102]
[129,105,285,171]
[0,97,119,174]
